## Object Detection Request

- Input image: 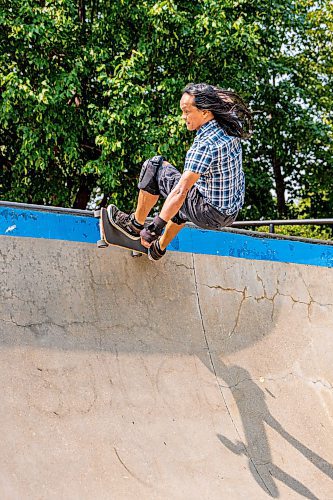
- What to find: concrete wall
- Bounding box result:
[1,232,333,499]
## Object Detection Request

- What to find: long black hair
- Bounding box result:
[182,83,252,139]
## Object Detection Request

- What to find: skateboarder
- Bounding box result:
[108,82,252,260]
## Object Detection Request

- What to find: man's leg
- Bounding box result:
[134,158,175,226]
[140,160,188,260]
[134,190,159,225]
[147,220,185,261]
[108,156,186,251]
[107,157,163,239]
[159,220,185,250]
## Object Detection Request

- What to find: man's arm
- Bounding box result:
[159,170,200,222]
[139,170,200,248]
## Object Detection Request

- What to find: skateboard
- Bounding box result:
[95,207,148,256]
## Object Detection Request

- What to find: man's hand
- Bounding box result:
[140,228,155,248]
[141,236,151,249]
[140,215,167,248]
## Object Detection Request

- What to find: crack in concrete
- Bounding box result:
[86,257,101,288]
[220,377,262,389]
[191,254,273,496]
[1,290,28,303]
[199,283,248,335]
[200,278,332,326]
[0,317,99,330]
[256,273,270,298]
[113,447,150,487]
[255,461,273,467]
[230,288,247,336]
[220,372,333,392]
[174,263,194,270]
[202,284,245,294]
[87,253,102,350]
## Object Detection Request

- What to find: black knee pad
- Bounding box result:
[138,155,164,195]
[171,213,187,225]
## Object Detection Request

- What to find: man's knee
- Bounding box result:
[138,155,164,195]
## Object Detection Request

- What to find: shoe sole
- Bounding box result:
[148,249,158,261]
[148,242,166,261]
[107,205,141,241]
[148,252,165,261]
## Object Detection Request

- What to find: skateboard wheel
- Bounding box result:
[94,209,101,218]
[97,239,108,248]
[131,251,142,258]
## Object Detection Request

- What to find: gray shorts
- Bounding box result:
[138,160,237,230]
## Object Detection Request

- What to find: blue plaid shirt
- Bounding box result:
[184,119,245,215]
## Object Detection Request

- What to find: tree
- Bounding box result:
[243,0,333,219]
[1,0,332,229]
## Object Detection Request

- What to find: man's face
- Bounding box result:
[180,93,208,131]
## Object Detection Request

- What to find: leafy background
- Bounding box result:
[1,0,332,237]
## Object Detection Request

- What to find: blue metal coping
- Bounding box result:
[1,204,333,268]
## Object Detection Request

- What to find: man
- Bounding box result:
[107,83,252,260]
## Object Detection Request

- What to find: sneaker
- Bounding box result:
[107,204,143,240]
[148,239,166,261]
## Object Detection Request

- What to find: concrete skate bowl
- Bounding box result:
[1,203,333,499]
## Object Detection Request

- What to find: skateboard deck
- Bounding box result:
[97,207,148,255]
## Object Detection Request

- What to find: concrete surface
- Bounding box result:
[0,235,333,499]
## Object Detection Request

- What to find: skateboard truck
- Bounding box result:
[94,209,108,248]
[97,239,108,248]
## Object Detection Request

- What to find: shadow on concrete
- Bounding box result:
[1,237,332,498]
[211,360,333,499]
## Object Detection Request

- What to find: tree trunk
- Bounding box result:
[78,0,85,24]
[73,176,92,209]
[271,150,287,216]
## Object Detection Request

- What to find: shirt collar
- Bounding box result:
[196,119,219,137]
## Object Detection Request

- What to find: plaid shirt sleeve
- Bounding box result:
[184,143,212,175]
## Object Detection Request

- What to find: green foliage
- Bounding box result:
[0,0,332,234]
[255,224,332,241]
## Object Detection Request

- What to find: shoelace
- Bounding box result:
[115,210,142,235]
[115,210,131,226]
